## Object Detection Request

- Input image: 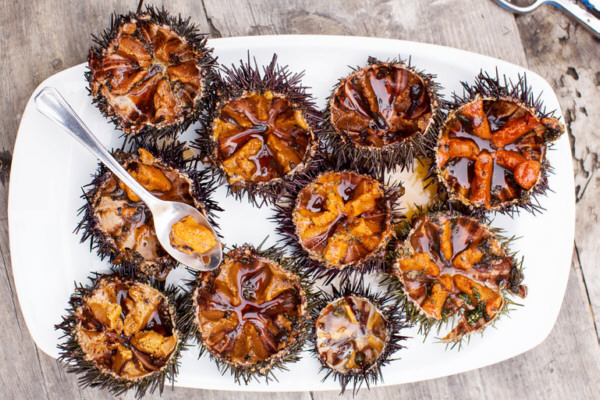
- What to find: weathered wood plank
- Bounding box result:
[203,0,529,65]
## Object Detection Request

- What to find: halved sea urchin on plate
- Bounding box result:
[181,244,313,384]
[194,54,324,206]
[310,280,409,394]
[273,170,403,283]
[324,56,442,177]
[432,71,565,215]
[76,140,221,280]
[87,5,217,141]
[389,210,527,344]
[55,273,184,398]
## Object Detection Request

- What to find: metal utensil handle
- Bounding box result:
[495,0,544,13]
[495,0,600,37]
[34,87,160,209]
[552,0,600,36]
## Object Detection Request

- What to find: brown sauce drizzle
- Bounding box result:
[195,248,306,364]
[213,91,311,184]
[293,172,391,267]
[437,99,558,208]
[88,17,205,132]
[394,213,526,341]
[315,296,388,374]
[76,277,177,379]
[330,64,433,147]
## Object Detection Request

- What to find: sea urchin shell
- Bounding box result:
[55,273,184,398]
[433,71,564,215]
[324,56,442,176]
[310,280,409,394]
[390,211,527,343]
[274,170,403,283]
[76,140,221,281]
[195,54,323,206]
[183,244,312,384]
[87,5,216,140]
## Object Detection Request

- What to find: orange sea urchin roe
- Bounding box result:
[169,216,215,255]
[213,91,312,184]
[394,213,526,342]
[330,63,433,147]
[437,98,562,208]
[194,247,307,366]
[89,16,205,133]
[93,149,197,273]
[315,296,388,374]
[76,277,178,379]
[293,172,391,267]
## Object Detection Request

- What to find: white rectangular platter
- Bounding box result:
[9,35,575,392]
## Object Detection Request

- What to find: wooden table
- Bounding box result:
[1,1,598,399]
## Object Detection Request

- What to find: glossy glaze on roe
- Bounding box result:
[293,171,392,267]
[194,247,307,367]
[212,91,312,185]
[315,296,388,374]
[437,98,562,208]
[89,14,206,133]
[393,213,526,342]
[91,148,200,279]
[330,63,433,147]
[75,276,178,380]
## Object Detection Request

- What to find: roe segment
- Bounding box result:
[170,216,215,256]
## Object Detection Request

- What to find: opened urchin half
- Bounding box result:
[194,54,324,207]
[310,279,409,394]
[323,56,442,177]
[76,139,221,281]
[87,4,217,142]
[55,272,185,398]
[432,71,565,215]
[388,210,527,345]
[179,243,314,384]
[273,169,404,284]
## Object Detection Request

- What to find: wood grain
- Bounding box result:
[1,0,599,399]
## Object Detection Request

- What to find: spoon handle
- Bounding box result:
[34,87,160,209]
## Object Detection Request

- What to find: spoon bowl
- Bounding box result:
[34,87,222,272]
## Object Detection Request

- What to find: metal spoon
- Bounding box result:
[34,87,222,272]
[494,0,600,37]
